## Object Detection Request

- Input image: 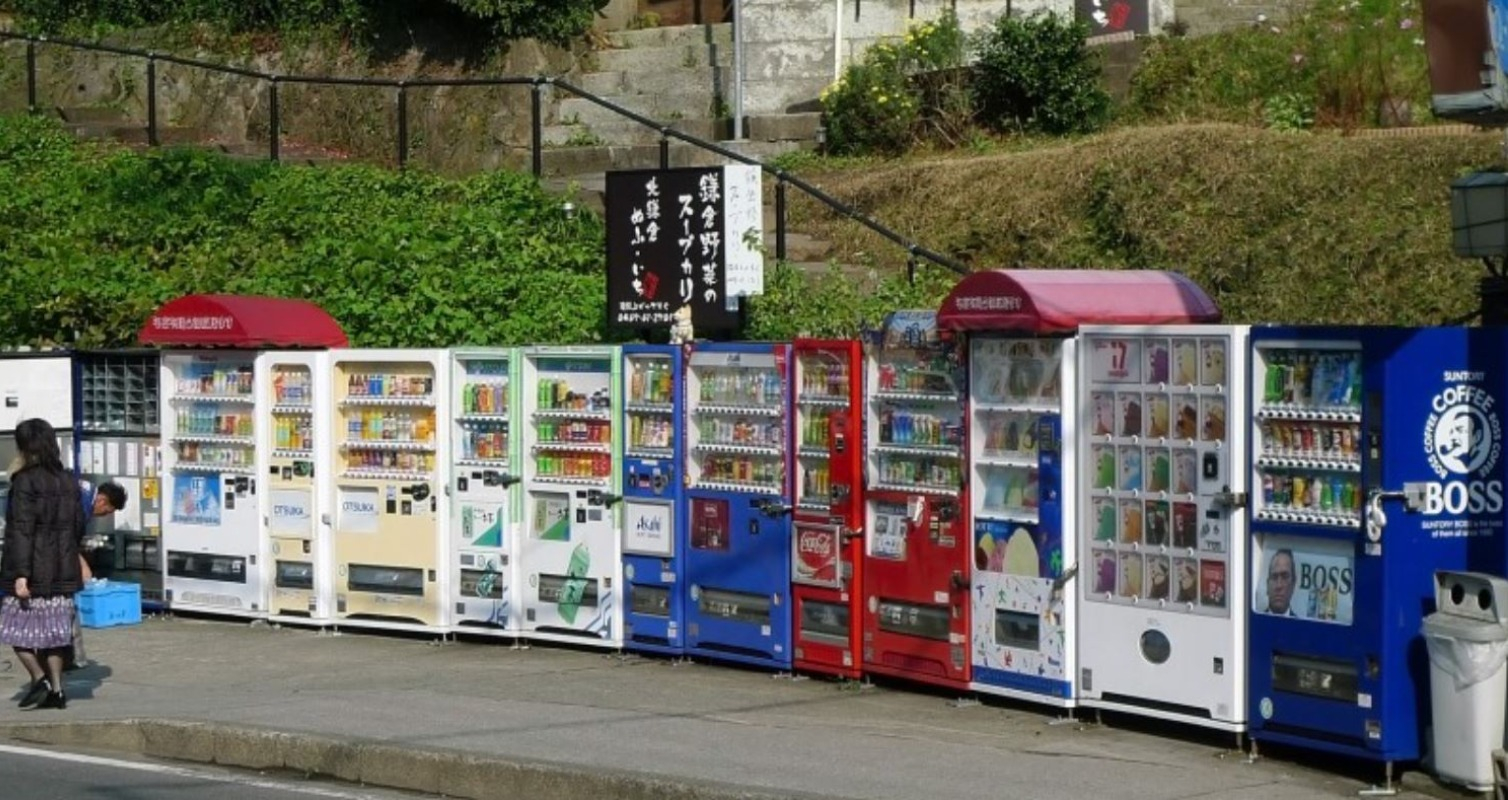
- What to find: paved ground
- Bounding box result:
[0,616,1467,800]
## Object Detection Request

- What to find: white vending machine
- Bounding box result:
[1076,325,1250,734]
[328,349,451,633]
[518,346,624,648]
[161,351,266,617]
[257,351,333,625]
[449,348,521,637]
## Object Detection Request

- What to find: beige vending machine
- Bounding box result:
[328,350,450,633]
[258,351,332,625]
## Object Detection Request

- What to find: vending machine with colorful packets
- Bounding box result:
[683,341,795,669]
[449,349,522,637]
[790,338,865,679]
[519,346,624,647]
[1248,326,1508,786]
[620,344,686,655]
[327,350,450,632]
[258,351,332,624]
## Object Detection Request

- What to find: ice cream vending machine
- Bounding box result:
[861,312,970,691]
[791,338,865,679]
[328,350,449,632]
[258,351,332,624]
[621,344,686,655]
[519,346,624,647]
[683,342,795,669]
[449,349,522,636]
[160,352,265,617]
[1077,326,1250,733]
[1248,327,1508,778]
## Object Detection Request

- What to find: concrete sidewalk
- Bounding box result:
[0,617,1457,799]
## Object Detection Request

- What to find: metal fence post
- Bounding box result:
[146,55,158,147]
[659,133,670,170]
[775,175,788,262]
[25,38,37,114]
[268,76,280,162]
[531,80,543,178]
[396,82,408,169]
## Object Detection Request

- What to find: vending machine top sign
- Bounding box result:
[138,294,349,349]
[936,270,1220,333]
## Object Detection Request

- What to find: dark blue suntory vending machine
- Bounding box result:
[621,344,687,655]
[683,341,795,669]
[1248,326,1508,787]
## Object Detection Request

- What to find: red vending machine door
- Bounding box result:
[791,339,864,678]
[862,490,969,687]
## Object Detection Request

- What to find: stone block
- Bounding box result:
[356,744,446,795]
[211,726,286,771]
[278,732,362,783]
[141,721,215,764]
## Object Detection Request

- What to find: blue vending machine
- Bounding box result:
[683,341,795,669]
[621,344,687,655]
[1248,326,1508,785]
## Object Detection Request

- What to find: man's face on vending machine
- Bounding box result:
[1437,407,1487,474]
[1266,550,1295,615]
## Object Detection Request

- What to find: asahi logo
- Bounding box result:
[1422,379,1504,515]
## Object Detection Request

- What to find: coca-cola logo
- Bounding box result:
[799,530,833,554]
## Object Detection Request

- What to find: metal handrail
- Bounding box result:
[0,30,968,277]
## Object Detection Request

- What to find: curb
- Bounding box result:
[0,719,839,800]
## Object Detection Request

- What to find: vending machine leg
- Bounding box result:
[1047,709,1078,726]
[948,695,981,709]
[1357,762,1398,797]
[670,655,694,667]
[771,670,810,682]
[510,639,531,651]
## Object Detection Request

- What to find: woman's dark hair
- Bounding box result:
[15,417,65,472]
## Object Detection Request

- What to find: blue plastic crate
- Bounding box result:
[78,581,142,628]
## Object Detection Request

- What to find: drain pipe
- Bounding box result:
[833,0,843,82]
[732,0,744,140]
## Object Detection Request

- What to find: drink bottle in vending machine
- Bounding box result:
[621,345,687,655]
[450,349,522,637]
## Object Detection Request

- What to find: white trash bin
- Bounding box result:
[1422,570,1508,792]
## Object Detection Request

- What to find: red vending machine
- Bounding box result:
[861,312,970,690]
[791,338,865,679]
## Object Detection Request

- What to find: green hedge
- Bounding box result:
[0,114,946,349]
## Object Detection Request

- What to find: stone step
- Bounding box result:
[62,122,207,146]
[590,42,731,75]
[745,112,823,143]
[556,93,725,128]
[604,23,732,50]
[54,106,132,125]
[560,66,730,103]
[543,117,731,148]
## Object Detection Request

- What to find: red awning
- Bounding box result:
[137,294,348,348]
[936,269,1220,333]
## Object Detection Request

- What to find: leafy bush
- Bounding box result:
[450,0,608,46]
[970,11,1110,135]
[1128,0,1431,129]
[821,12,968,156]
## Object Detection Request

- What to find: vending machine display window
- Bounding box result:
[260,352,330,624]
[450,351,521,636]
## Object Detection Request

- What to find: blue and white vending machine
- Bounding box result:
[1248,326,1508,787]
[621,344,687,655]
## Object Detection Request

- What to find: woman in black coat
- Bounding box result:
[1,418,86,709]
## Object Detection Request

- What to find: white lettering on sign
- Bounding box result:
[623,501,674,558]
[151,315,236,332]
[1422,381,1506,527]
[269,489,312,535]
[338,487,381,534]
[955,295,1023,312]
[799,530,833,554]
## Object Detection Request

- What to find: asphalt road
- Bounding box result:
[0,742,436,800]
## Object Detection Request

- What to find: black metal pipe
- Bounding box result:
[396,83,408,169]
[775,176,788,262]
[531,81,542,178]
[268,78,280,163]
[659,135,669,170]
[25,39,36,114]
[146,56,158,147]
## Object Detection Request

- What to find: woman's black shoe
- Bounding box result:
[35,690,66,710]
[18,678,51,709]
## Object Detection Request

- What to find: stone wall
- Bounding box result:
[1173,0,1305,36]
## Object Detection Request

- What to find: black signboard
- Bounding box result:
[606,167,741,334]
[1077,0,1147,36]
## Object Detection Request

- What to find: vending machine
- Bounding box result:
[160,352,266,617]
[1076,325,1250,733]
[449,349,522,636]
[328,350,450,632]
[621,344,686,656]
[74,351,165,607]
[1248,326,1508,780]
[258,351,332,625]
[0,350,77,554]
[519,346,624,647]
[791,338,865,679]
[860,312,970,691]
[936,269,1223,709]
[683,342,795,669]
